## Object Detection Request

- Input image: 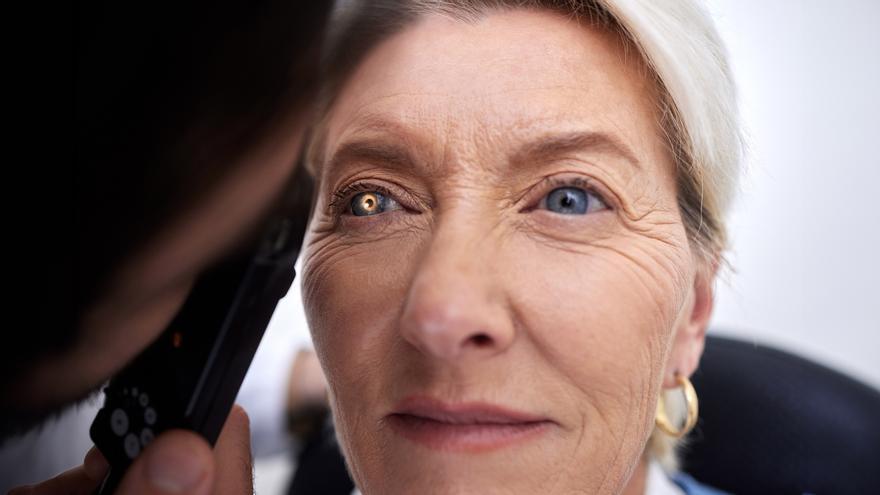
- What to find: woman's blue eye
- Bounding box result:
[351,191,391,216]
[542,187,605,215]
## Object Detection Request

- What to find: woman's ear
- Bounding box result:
[663,263,717,389]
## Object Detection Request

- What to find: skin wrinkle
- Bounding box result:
[324,113,645,221]
[596,399,634,494]
[330,104,644,167]
[302,9,715,495]
[513,229,688,325]
[503,297,612,441]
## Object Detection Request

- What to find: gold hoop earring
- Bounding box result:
[655,374,699,438]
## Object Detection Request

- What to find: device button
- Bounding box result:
[140,428,155,447]
[144,407,157,426]
[138,393,150,407]
[110,409,129,436]
[124,433,140,459]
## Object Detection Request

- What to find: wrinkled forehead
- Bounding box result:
[314,8,667,181]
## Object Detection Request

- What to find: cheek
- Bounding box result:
[301,226,428,489]
[301,229,420,396]
[510,231,691,437]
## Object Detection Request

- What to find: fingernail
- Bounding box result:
[145,441,208,493]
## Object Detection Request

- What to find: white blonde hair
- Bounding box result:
[394,0,743,261]
[317,0,742,470]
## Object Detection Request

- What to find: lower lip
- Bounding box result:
[386,414,553,453]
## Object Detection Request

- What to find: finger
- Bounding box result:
[212,404,253,495]
[9,465,98,495]
[83,445,110,482]
[114,429,215,495]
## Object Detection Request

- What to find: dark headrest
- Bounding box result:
[683,335,880,494]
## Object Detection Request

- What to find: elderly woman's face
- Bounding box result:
[303,9,711,495]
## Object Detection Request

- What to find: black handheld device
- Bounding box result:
[89,204,308,493]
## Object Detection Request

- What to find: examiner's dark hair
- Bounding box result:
[2,0,332,438]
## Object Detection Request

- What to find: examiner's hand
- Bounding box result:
[10,405,253,495]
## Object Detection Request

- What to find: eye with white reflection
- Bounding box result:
[540,187,608,215]
[350,191,401,217]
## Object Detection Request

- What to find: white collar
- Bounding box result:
[646,460,686,495]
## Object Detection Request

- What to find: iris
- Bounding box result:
[351,191,387,216]
[545,187,589,214]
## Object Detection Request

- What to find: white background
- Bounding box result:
[705,0,879,387]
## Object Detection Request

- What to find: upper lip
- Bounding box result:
[390,396,552,425]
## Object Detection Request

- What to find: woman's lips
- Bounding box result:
[386,396,555,453]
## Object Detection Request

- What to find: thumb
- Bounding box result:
[114,429,215,495]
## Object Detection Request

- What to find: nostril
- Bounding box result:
[470,333,493,347]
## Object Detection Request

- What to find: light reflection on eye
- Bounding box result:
[350,191,399,216]
[542,187,607,215]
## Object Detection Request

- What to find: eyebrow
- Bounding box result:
[327,139,415,175]
[319,114,424,180]
[322,126,641,180]
[511,130,642,171]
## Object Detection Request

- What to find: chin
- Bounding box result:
[342,430,618,495]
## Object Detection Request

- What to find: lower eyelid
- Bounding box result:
[335,208,426,237]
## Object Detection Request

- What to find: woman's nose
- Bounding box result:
[399,234,515,362]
